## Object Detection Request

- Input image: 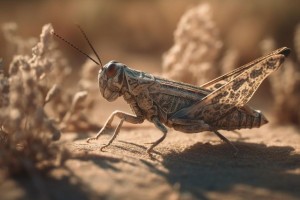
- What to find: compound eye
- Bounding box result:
[106,63,118,78]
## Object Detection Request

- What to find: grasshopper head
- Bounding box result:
[98,61,125,102]
[51,28,125,102]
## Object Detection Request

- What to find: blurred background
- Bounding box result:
[0,0,299,69]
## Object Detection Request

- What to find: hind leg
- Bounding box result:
[213,130,239,156]
[170,118,238,155]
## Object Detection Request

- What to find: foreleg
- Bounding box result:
[86,111,144,148]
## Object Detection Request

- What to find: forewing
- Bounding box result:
[172,49,289,123]
[200,47,290,91]
[148,77,209,114]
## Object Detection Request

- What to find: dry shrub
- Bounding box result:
[0,23,97,175]
[162,3,223,85]
[0,24,62,174]
[162,3,239,86]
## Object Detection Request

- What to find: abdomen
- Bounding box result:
[209,108,268,130]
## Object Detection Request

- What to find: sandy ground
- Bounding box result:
[1,119,300,200]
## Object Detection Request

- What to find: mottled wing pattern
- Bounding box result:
[172,48,290,123]
[200,47,290,91]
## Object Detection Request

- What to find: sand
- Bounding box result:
[1,119,300,200]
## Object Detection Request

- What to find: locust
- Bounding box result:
[52,27,290,156]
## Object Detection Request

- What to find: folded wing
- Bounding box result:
[171,47,290,123]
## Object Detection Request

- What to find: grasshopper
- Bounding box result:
[52,27,290,156]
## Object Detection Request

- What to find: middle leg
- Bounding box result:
[146,117,168,155]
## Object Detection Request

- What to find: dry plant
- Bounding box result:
[260,25,300,126]
[162,3,240,86]
[0,23,97,175]
[162,3,225,85]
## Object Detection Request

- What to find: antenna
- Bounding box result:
[51,27,103,68]
[75,25,103,67]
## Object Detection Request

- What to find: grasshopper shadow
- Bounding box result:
[2,153,123,200]
[159,142,300,199]
[3,166,101,200]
